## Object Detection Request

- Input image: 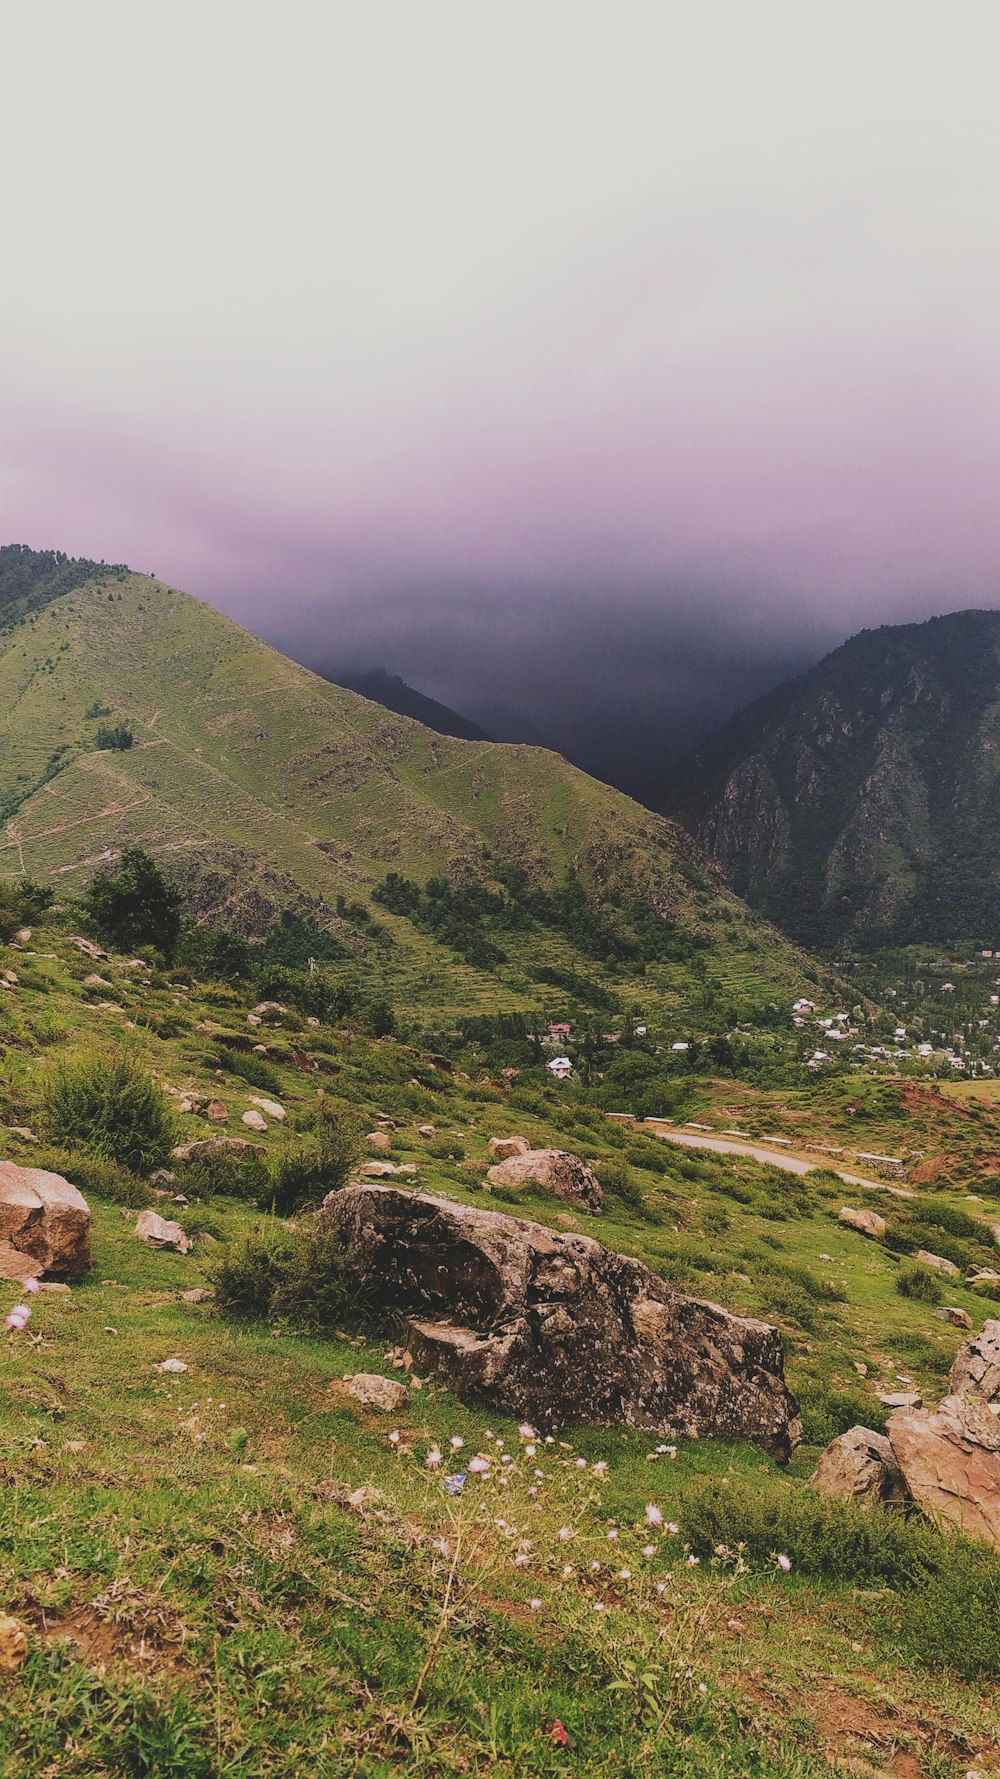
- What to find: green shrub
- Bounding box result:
[43,1051,176,1173]
[895,1262,944,1304]
[210,1219,364,1332]
[682,1474,1000,1679]
[264,1106,360,1216]
[173,1147,269,1203]
[83,846,184,960]
[797,1379,887,1445]
[213,1048,283,1094]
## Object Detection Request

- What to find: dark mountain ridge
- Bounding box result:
[330,666,494,742]
[664,608,1000,949]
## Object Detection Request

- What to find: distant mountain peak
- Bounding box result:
[328,665,494,743]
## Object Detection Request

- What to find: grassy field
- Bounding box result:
[2,921,1000,1774]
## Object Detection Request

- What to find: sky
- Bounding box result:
[2,1,998,794]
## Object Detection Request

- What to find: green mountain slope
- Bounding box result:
[665,610,1000,950]
[0,556,828,1018]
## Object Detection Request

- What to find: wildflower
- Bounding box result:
[617,1568,631,1580]
[544,1435,554,1445]
[425,1446,442,1471]
[527,1486,537,1497]
[590,1560,601,1573]
[501,1453,513,1465]
[656,1581,667,1596]
[23,1279,39,1296]
[533,1468,544,1479]
[606,1527,619,1541]
[775,1553,792,1573]
[388,1429,400,1446]
[5,1311,28,1332]
[514,1553,530,1568]
[642,1544,655,1559]
[593,1600,605,1612]
[561,1563,574,1577]
[686,1555,700,1567]
[468,1454,490,1475]
[443,1474,467,1496]
[575,1457,587,1469]
[518,1423,535,1439]
[591,1460,608,1479]
[450,1435,464,1450]
[666,1522,679,1536]
[529,1597,542,1611]
[644,1504,663,1528]
[549,1719,569,1746]
[557,1526,573,1541]
[525,1443,536,1457]
[698,1682,708,1695]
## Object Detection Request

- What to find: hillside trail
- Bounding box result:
[642,1121,915,1198]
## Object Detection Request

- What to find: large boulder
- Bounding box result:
[887,1394,1000,1547]
[320,1185,800,1460]
[839,1206,886,1239]
[485,1148,603,1214]
[915,1249,960,1278]
[810,1425,910,1511]
[949,1318,1000,1405]
[488,1136,530,1161]
[0,1162,90,1279]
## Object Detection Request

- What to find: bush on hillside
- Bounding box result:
[83,847,184,961]
[43,1051,176,1173]
[210,1220,364,1332]
[212,1048,283,1094]
[173,1147,270,1204]
[894,1262,944,1304]
[0,876,53,942]
[28,1144,153,1208]
[682,1473,1000,1679]
[265,1106,360,1216]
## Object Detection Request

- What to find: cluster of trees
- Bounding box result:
[94,725,134,751]
[373,873,514,968]
[0,545,128,630]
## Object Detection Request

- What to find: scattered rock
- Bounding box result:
[246,1013,263,1027]
[0,1615,29,1674]
[838,1207,886,1239]
[347,1372,410,1412]
[916,1250,960,1278]
[242,1109,268,1132]
[485,1148,603,1214]
[206,1100,229,1124]
[1,970,17,986]
[14,928,31,944]
[321,1185,801,1459]
[810,1425,910,1510]
[0,1240,42,1283]
[367,1131,392,1150]
[888,1394,1000,1546]
[306,1016,320,1027]
[418,1125,436,1138]
[359,1161,418,1178]
[82,973,113,989]
[254,1001,289,1016]
[249,1096,285,1121]
[173,1136,266,1163]
[950,1318,1000,1405]
[488,1136,530,1161]
[967,1268,1000,1290]
[878,1390,922,1410]
[181,1287,214,1304]
[157,1358,189,1374]
[936,1306,974,1330]
[148,1169,176,1188]
[68,935,107,960]
[0,1162,91,1279]
[134,1210,192,1255]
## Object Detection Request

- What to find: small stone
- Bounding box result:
[157,1358,189,1373]
[135,1209,192,1254]
[347,1372,409,1412]
[418,1125,436,1137]
[206,1101,228,1123]
[367,1131,392,1150]
[935,1306,974,1330]
[249,1096,285,1121]
[247,1013,263,1027]
[242,1109,268,1132]
[7,1127,37,1143]
[879,1391,922,1410]
[181,1287,214,1304]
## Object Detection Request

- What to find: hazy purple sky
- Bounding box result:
[2,3,998,791]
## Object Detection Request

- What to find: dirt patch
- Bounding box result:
[811,1685,971,1779]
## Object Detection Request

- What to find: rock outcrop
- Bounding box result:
[485,1148,603,1214]
[135,1210,192,1254]
[838,1206,886,1239]
[0,1162,91,1279]
[347,1373,409,1412]
[810,1425,910,1510]
[488,1136,530,1161]
[887,1394,1000,1546]
[949,1318,1000,1405]
[320,1185,800,1460]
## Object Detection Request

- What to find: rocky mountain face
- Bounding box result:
[664,610,1000,948]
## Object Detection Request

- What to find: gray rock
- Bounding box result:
[485,1148,603,1214]
[347,1372,409,1412]
[839,1206,886,1239]
[810,1425,910,1510]
[135,1210,192,1254]
[181,1287,214,1303]
[916,1249,960,1278]
[320,1185,800,1460]
[488,1136,530,1161]
[950,1318,1000,1405]
[935,1306,974,1329]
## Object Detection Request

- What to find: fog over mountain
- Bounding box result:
[2,6,998,795]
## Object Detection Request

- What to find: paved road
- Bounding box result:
[642,1122,912,1196]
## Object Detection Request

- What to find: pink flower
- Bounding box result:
[23,1279,39,1296]
[606,1527,619,1542]
[644,1504,663,1528]
[518,1423,535,1439]
[642,1544,656,1559]
[686,1555,700,1567]
[388,1430,400,1446]
[666,1522,679,1536]
[529,1597,542,1611]
[425,1446,442,1470]
[557,1526,573,1542]
[575,1458,587,1469]
[775,1553,792,1573]
[514,1553,530,1568]
[468,1454,490,1474]
[617,1568,631,1580]
[450,1435,464,1450]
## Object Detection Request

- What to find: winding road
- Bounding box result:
[642,1121,914,1196]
